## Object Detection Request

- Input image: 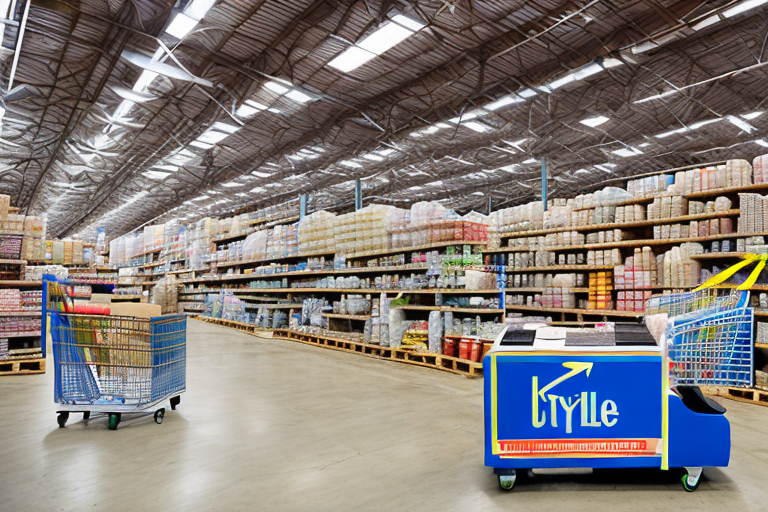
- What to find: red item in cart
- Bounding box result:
[73,304,110,315]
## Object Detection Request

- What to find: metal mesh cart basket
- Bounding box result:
[44,275,186,430]
[648,288,753,388]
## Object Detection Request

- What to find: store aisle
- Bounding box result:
[1,319,768,512]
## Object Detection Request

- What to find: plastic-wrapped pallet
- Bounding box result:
[428,310,442,353]
[298,210,337,254]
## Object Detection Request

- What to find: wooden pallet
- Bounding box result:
[274,329,483,378]
[195,316,274,338]
[0,357,46,376]
[702,385,768,407]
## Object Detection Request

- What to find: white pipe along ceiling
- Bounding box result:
[2,0,768,238]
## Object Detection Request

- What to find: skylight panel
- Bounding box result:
[754,140,768,148]
[327,15,424,73]
[376,148,397,157]
[580,115,609,127]
[328,47,377,73]
[742,111,764,120]
[133,70,158,92]
[251,171,274,178]
[211,122,240,134]
[391,14,426,31]
[197,130,230,144]
[726,115,757,133]
[184,0,216,20]
[265,81,290,95]
[363,154,384,162]
[463,121,491,133]
[192,195,209,201]
[358,21,413,55]
[724,0,768,18]
[612,147,643,157]
[154,165,180,172]
[285,89,313,103]
[522,158,537,164]
[486,95,524,111]
[539,58,623,93]
[166,13,197,39]
[144,170,171,180]
[340,160,363,168]
[251,187,266,193]
[190,141,213,149]
[448,110,483,124]
[221,181,244,188]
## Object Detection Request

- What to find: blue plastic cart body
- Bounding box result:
[484,324,731,491]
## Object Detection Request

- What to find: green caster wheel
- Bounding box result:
[108,413,121,431]
[682,468,702,492]
[498,471,517,491]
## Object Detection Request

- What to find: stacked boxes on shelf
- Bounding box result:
[588,271,612,310]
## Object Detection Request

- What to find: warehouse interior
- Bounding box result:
[1,0,768,510]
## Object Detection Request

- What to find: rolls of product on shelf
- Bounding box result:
[428,310,442,354]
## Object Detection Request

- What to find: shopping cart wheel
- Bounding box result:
[57,412,69,428]
[108,413,121,431]
[83,411,90,420]
[682,467,702,492]
[498,471,516,491]
[170,396,180,410]
[154,409,165,424]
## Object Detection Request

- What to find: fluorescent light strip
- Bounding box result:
[328,15,424,73]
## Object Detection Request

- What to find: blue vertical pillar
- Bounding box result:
[541,157,547,212]
[299,193,307,220]
[487,192,492,216]
[355,178,362,211]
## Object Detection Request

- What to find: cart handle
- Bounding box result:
[694,253,768,291]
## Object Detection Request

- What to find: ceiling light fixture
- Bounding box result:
[726,115,757,133]
[742,111,764,120]
[485,94,524,111]
[340,160,363,168]
[463,121,492,133]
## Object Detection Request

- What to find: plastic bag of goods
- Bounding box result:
[428,311,442,353]
[389,308,408,348]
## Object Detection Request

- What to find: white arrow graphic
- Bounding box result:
[538,362,594,402]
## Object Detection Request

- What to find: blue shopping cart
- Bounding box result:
[44,275,186,430]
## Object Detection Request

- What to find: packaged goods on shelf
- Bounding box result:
[333,204,392,255]
[428,310,442,353]
[585,229,630,244]
[117,267,140,285]
[753,154,768,184]
[738,193,768,234]
[267,223,298,259]
[0,194,9,219]
[545,231,585,248]
[21,215,45,261]
[543,203,572,229]
[151,275,179,314]
[587,271,612,310]
[0,317,40,337]
[298,210,337,254]
[647,195,688,220]
[25,265,67,281]
[489,202,544,237]
[586,249,621,266]
[625,175,674,198]
[613,204,646,223]
[574,187,632,210]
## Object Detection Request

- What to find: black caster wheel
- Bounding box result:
[682,468,702,492]
[498,471,517,492]
[108,413,121,430]
[57,412,69,428]
[154,408,165,424]
[170,396,180,410]
[83,411,90,420]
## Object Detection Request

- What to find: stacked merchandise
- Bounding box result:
[573,187,633,209]
[588,271,612,310]
[21,215,46,261]
[613,204,646,223]
[614,247,657,312]
[203,291,247,322]
[587,249,622,266]
[161,221,188,262]
[187,218,218,269]
[487,202,544,248]
[625,174,674,198]
[754,154,768,184]
[151,275,179,314]
[298,211,336,254]
[401,321,429,351]
[267,223,298,259]
[334,205,393,255]
[144,224,165,252]
[656,243,703,289]
[25,265,68,281]
[738,193,768,234]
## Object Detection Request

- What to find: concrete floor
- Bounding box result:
[1,319,768,511]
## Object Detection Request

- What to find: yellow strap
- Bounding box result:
[693,253,762,291]
[737,253,768,290]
